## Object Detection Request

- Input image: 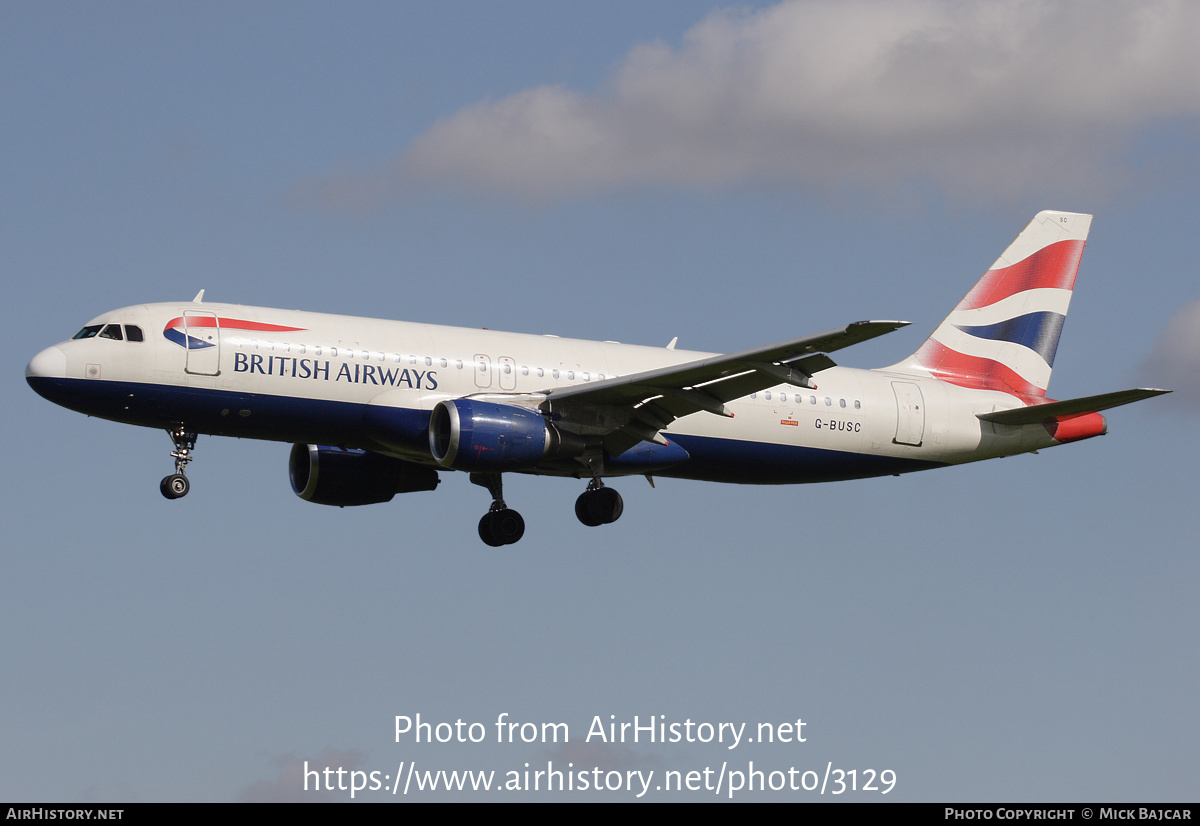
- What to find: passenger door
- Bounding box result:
[183,311,221,376]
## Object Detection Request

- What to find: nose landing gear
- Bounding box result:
[160,426,197,500]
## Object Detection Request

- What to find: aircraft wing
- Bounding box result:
[539,320,908,452]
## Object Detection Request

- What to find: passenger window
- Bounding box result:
[764,391,771,400]
[99,324,123,341]
[552,369,560,379]
[124,325,144,342]
[840,399,846,408]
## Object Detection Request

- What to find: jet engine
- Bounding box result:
[289,444,439,506]
[428,399,583,472]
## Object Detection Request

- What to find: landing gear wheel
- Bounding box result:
[575,494,602,527]
[163,426,198,500]
[595,487,623,523]
[479,513,504,547]
[160,473,190,500]
[575,486,623,526]
[479,508,525,546]
[470,473,526,546]
[493,508,525,545]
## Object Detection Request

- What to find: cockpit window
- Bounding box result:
[99,324,124,341]
[73,325,103,339]
[125,325,144,342]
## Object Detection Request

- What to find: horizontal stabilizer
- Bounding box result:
[977,388,1170,425]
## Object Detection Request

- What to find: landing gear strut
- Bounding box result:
[575,478,623,527]
[160,426,197,500]
[470,472,525,546]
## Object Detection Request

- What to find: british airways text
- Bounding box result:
[233,353,438,389]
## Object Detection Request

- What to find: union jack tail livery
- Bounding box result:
[902,210,1090,400]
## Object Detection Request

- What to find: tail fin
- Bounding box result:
[899,210,1092,399]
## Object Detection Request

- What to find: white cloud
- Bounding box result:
[300,0,1200,205]
[1141,300,1200,412]
[236,748,364,803]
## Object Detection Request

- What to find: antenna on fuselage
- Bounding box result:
[192,290,205,303]
[666,337,677,350]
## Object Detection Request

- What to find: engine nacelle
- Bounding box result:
[289,444,439,506]
[429,399,574,472]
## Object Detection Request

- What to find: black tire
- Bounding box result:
[160,474,189,500]
[478,512,504,547]
[493,509,525,545]
[575,491,602,526]
[595,487,623,524]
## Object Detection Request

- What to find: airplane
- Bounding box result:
[26,210,1167,546]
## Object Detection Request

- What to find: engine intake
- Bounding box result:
[429,399,582,471]
[289,444,439,506]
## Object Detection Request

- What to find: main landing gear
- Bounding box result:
[470,472,525,547]
[575,478,623,527]
[160,425,197,500]
[468,472,624,546]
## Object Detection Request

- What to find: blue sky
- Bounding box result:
[4,1,1199,801]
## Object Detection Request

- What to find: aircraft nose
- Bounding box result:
[26,345,66,381]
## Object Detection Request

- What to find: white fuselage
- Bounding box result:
[27,301,1057,485]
